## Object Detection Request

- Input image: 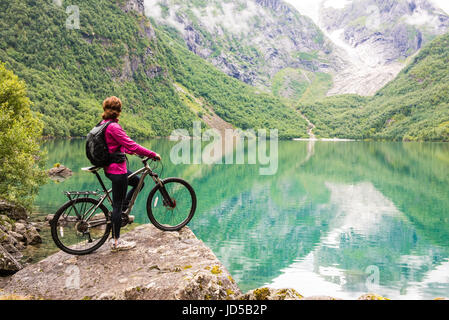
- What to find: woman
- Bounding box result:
[101,96,161,251]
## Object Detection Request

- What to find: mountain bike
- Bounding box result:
[50,156,197,255]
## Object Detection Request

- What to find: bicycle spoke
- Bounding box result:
[149,180,195,230]
[52,198,110,254]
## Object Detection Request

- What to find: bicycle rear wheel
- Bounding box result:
[50,197,111,255]
[146,178,197,231]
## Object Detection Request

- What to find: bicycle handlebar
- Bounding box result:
[137,155,160,163]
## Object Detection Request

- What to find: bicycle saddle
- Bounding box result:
[81,166,101,173]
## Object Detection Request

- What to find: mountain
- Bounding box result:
[143,0,343,101]
[0,0,308,139]
[143,0,449,99]
[301,32,449,142]
[2,0,448,141]
[319,0,449,96]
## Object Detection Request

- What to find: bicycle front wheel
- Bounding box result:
[50,197,111,255]
[146,178,197,231]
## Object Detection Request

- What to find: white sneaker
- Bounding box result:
[110,238,117,250]
[111,239,136,252]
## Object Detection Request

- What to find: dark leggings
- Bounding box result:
[105,170,143,239]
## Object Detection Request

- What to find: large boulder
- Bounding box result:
[0,244,23,274]
[3,225,243,300]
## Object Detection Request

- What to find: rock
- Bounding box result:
[358,293,390,300]
[9,232,24,243]
[0,228,25,260]
[0,200,42,275]
[255,0,291,13]
[98,292,116,300]
[2,225,242,300]
[124,258,241,300]
[47,165,73,181]
[174,269,240,300]
[13,223,26,236]
[121,0,145,15]
[0,293,31,300]
[237,287,303,300]
[0,244,23,274]
[24,226,42,246]
[0,200,28,221]
[12,222,40,245]
[30,222,43,232]
[0,215,13,233]
[1,229,15,246]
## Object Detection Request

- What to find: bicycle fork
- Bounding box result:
[152,174,176,209]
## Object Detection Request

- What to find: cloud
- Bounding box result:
[284,0,449,24]
[144,0,162,19]
[283,0,321,23]
[431,0,449,14]
[322,0,351,9]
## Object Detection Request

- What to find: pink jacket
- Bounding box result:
[101,119,157,174]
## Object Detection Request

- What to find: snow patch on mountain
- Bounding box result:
[319,0,449,96]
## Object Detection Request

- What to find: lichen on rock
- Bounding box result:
[238,287,303,300]
[358,293,390,300]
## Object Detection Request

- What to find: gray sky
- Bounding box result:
[284,0,449,23]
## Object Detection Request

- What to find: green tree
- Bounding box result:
[0,62,47,208]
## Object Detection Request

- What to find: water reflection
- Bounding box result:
[267,182,437,299]
[34,139,449,299]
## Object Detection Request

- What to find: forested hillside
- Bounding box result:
[0,0,308,139]
[301,32,449,142]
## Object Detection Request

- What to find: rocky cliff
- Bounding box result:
[143,0,342,93]
[319,0,449,95]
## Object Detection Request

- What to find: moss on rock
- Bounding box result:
[358,293,390,300]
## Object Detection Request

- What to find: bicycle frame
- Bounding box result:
[79,159,172,224]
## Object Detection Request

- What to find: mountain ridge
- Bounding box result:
[144,0,449,99]
[300,31,449,141]
[143,0,343,98]
[0,0,308,139]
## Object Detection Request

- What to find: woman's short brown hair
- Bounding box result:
[102,96,122,120]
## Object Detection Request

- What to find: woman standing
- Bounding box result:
[101,96,161,251]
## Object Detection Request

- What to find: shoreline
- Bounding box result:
[1,224,398,301]
[293,138,357,142]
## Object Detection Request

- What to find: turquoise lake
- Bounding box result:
[34,139,449,299]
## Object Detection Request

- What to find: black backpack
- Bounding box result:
[86,121,126,167]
